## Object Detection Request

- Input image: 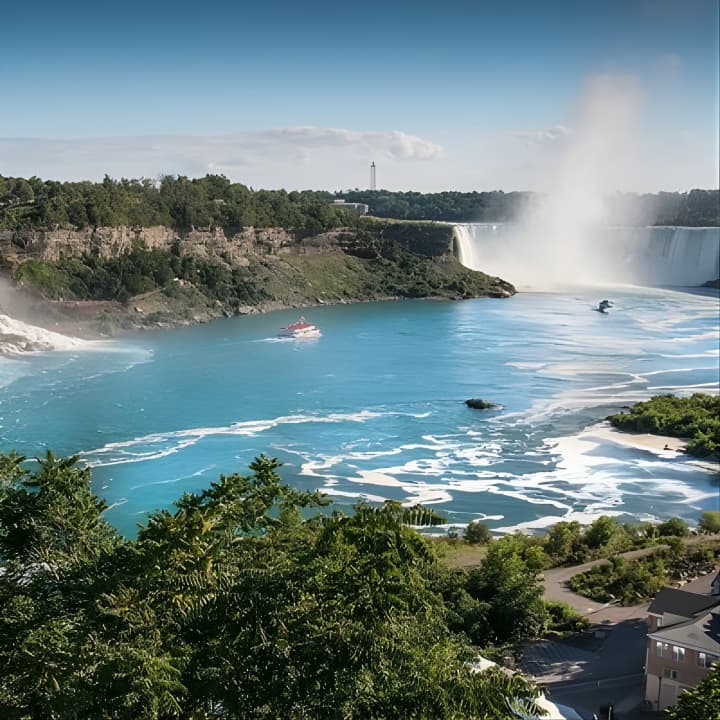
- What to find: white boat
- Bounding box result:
[278,317,321,339]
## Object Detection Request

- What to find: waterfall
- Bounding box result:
[453,223,720,288]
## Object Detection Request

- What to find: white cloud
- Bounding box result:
[0,127,444,187]
[511,125,572,146]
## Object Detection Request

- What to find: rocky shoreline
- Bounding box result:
[0,222,516,348]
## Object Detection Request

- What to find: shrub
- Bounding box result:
[699,511,720,534]
[544,601,589,635]
[657,517,690,537]
[465,521,492,545]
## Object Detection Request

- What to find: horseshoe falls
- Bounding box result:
[454,224,720,289]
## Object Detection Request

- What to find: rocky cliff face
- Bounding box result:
[0,221,504,343]
[0,225,325,264]
[0,222,456,266]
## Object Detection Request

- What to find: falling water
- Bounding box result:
[454,223,720,288]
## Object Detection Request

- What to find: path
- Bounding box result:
[541,546,663,621]
[542,536,719,622]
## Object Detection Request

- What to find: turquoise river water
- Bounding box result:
[1,288,718,536]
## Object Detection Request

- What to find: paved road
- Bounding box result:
[548,674,648,720]
[541,543,719,623]
[541,546,664,621]
[524,564,719,717]
[520,617,648,684]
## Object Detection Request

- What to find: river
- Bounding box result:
[1,286,718,536]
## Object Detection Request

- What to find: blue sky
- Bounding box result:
[0,0,717,191]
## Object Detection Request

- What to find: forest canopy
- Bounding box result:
[0,451,543,719]
[1,174,717,229]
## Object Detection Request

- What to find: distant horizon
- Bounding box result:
[2,168,718,196]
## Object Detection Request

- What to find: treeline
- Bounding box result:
[462,513,703,569]
[14,246,267,306]
[606,189,720,227]
[340,189,720,226]
[608,393,720,458]
[0,175,353,233]
[339,190,531,222]
[0,452,554,719]
[2,175,717,230]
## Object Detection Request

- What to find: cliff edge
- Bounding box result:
[0,220,514,337]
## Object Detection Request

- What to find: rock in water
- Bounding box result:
[465,398,499,410]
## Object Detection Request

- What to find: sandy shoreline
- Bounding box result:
[589,424,720,473]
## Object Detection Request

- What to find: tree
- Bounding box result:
[585,515,620,549]
[465,520,492,544]
[666,665,720,719]
[699,511,720,534]
[0,452,541,718]
[657,517,690,537]
[459,538,548,647]
[545,521,582,563]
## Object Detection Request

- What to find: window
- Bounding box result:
[656,641,670,657]
[663,668,678,680]
[698,653,718,669]
[672,646,685,662]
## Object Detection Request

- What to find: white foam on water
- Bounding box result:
[321,488,389,504]
[128,463,218,490]
[352,469,405,487]
[401,488,453,505]
[494,509,627,535]
[102,498,128,514]
[81,409,421,468]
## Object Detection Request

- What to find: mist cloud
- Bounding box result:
[460,74,651,288]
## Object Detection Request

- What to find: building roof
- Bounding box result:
[650,609,720,655]
[648,587,720,618]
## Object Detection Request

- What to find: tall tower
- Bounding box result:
[370,161,376,191]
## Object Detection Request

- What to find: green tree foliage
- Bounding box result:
[584,516,622,549]
[543,601,589,637]
[657,517,690,537]
[540,517,642,566]
[342,189,720,225]
[2,175,716,229]
[0,452,540,719]
[0,174,356,232]
[465,521,492,545]
[699,511,720,534]
[338,190,531,222]
[608,394,720,458]
[13,235,512,310]
[437,536,548,650]
[666,665,720,720]
[607,189,720,227]
[566,553,668,605]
